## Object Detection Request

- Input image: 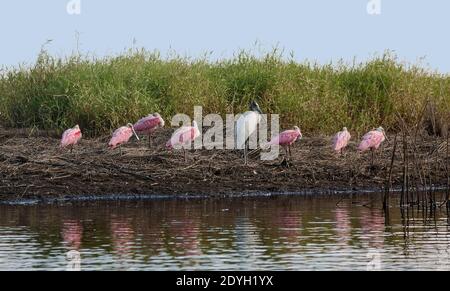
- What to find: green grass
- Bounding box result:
[0,48,449,136]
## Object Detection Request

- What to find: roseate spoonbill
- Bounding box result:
[332,127,351,154]
[358,127,387,166]
[60,125,82,153]
[108,123,140,155]
[133,113,165,147]
[266,126,302,161]
[166,121,201,162]
[235,100,263,165]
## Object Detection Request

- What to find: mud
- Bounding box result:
[0,127,448,203]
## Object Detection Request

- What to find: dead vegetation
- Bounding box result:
[0,126,448,203]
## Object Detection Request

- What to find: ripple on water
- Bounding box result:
[0,194,449,270]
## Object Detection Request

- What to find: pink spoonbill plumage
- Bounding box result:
[108,123,140,155]
[332,127,351,154]
[60,125,82,152]
[166,121,201,161]
[267,126,302,161]
[358,127,387,166]
[133,113,165,147]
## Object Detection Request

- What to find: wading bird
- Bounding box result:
[133,113,165,147]
[166,121,201,162]
[358,127,387,166]
[60,125,82,153]
[235,100,263,165]
[332,127,351,154]
[267,126,302,162]
[108,123,140,155]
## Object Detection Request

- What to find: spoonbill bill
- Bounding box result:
[358,127,387,166]
[60,125,82,152]
[133,113,165,147]
[332,127,351,154]
[267,126,302,161]
[235,100,263,165]
[166,121,201,161]
[108,123,140,155]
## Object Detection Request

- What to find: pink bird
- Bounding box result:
[267,126,302,161]
[332,127,351,154]
[108,123,140,155]
[133,113,165,147]
[166,121,201,161]
[60,125,82,152]
[358,127,387,166]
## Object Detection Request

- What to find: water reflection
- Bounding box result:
[110,217,135,265]
[0,194,449,271]
[62,220,83,250]
[334,207,351,244]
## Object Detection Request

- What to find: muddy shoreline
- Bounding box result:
[1,127,448,204]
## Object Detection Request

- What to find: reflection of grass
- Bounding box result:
[0,49,448,136]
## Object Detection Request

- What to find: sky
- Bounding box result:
[0,0,449,73]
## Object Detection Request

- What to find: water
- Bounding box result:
[0,194,449,271]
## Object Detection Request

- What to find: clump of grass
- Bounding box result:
[0,48,449,136]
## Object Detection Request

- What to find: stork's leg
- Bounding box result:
[244,139,249,166]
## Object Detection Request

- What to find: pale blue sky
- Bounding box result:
[1,0,449,73]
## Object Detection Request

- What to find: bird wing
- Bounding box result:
[235,111,259,149]
[109,127,131,148]
[268,135,280,146]
[61,128,81,147]
[358,131,377,151]
[332,132,340,145]
[134,116,159,132]
[372,131,385,149]
[334,132,349,150]
[170,126,192,146]
[279,130,298,145]
[60,129,72,147]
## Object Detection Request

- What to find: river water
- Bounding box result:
[0,193,449,271]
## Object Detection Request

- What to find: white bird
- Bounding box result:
[235,100,263,165]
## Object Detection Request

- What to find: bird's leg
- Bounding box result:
[288,145,292,160]
[70,145,73,154]
[183,148,187,162]
[244,139,248,166]
[148,133,152,148]
[280,146,289,168]
[371,148,374,167]
[120,146,123,156]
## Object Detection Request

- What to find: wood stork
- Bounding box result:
[235,100,263,165]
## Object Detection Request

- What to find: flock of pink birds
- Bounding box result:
[60,112,387,163]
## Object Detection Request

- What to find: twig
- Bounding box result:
[384,134,398,211]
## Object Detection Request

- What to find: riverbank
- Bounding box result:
[1,127,448,203]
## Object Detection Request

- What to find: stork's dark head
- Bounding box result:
[249,100,262,114]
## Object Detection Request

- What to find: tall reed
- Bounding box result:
[0,49,449,136]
